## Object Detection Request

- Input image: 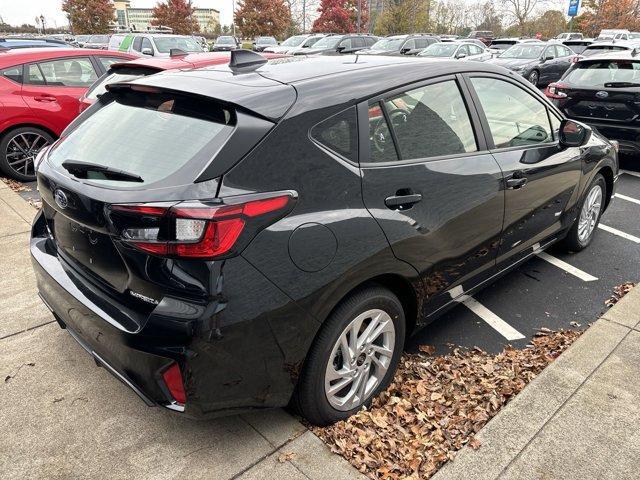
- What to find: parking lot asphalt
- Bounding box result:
[408,160,640,354]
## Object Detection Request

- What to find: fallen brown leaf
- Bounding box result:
[312,329,581,479]
[277,452,296,463]
[605,282,635,308]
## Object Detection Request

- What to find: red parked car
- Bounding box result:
[79,51,287,113]
[0,48,135,181]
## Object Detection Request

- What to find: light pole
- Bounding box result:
[40,15,46,34]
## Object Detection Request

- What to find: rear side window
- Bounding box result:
[471,77,552,148]
[48,91,235,186]
[310,107,358,162]
[368,103,399,163]
[1,65,23,83]
[26,64,46,85]
[382,80,477,160]
[564,60,640,87]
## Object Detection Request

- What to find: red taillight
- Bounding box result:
[162,363,186,405]
[545,83,568,100]
[111,192,294,259]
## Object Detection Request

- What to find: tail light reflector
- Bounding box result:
[162,363,186,405]
[545,83,568,100]
[110,192,295,260]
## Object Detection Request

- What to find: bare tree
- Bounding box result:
[502,0,546,34]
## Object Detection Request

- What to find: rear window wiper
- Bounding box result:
[603,82,640,88]
[62,160,144,182]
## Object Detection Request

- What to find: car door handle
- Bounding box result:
[34,95,57,102]
[506,177,527,189]
[385,191,422,209]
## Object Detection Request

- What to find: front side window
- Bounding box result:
[310,107,358,162]
[382,81,477,160]
[36,57,97,87]
[142,38,153,52]
[132,37,143,52]
[471,77,553,148]
[339,38,352,49]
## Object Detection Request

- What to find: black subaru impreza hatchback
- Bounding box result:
[31,52,618,425]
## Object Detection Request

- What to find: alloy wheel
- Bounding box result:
[4,132,49,177]
[578,184,603,243]
[324,308,396,411]
[528,71,539,86]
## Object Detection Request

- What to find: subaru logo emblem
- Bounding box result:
[54,189,68,209]
[596,91,609,99]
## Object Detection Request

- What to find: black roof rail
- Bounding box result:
[229,49,267,71]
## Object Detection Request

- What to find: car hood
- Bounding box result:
[357,49,394,56]
[488,58,537,69]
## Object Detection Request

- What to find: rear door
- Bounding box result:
[21,56,99,134]
[359,75,504,312]
[465,74,582,267]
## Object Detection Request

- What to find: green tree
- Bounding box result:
[62,0,114,34]
[152,0,200,34]
[236,0,291,38]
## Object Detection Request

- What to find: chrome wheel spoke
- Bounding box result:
[577,185,603,242]
[3,132,48,177]
[325,308,396,411]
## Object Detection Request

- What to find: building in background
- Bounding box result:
[113,1,220,33]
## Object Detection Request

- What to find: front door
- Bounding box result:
[465,75,583,267]
[360,76,505,315]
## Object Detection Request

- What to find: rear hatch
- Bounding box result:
[37,71,295,305]
[559,58,640,123]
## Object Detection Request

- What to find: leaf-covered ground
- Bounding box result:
[312,329,582,480]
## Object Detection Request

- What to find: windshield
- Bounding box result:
[257,37,277,44]
[49,91,234,186]
[312,36,341,49]
[419,43,458,57]
[583,45,628,57]
[88,35,109,44]
[629,33,640,39]
[564,60,640,87]
[216,36,236,45]
[281,35,306,47]
[499,44,545,59]
[370,37,404,51]
[76,35,90,42]
[154,36,203,53]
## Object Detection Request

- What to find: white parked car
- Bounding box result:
[418,42,491,62]
[109,33,204,57]
[263,34,326,54]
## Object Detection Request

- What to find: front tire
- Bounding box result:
[562,173,606,251]
[527,70,540,87]
[294,285,406,426]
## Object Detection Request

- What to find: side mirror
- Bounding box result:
[400,47,410,54]
[559,119,591,147]
[543,54,554,62]
[336,45,346,52]
[141,47,153,56]
[456,52,468,59]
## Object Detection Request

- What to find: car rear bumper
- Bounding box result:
[30,210,317,418]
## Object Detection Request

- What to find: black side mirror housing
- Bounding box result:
[559,119,592,147]
[400,47,410,54]
[336,45,346,52]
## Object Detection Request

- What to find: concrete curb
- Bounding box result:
[433,286,640,480]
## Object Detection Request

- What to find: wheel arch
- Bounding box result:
[0,123,58,142]
[597,165,615,210]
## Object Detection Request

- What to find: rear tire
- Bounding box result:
[294,285,405,426]
[0,126,54,182]
[561,173,606,251]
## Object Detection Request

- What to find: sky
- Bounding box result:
[0,0,233,28]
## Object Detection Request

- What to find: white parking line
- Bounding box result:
[461,296,526,341]
[614,193,640,206]
[621,169,640,179]
[537,252,598,282]
[599,224,640,243]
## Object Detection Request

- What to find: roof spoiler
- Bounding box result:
[229,49,267,72]
[170,48,188,57]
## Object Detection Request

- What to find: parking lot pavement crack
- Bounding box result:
[0,320,56,342]
[227,429,307,480]
[496,327,633,479]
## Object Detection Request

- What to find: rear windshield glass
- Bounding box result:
[583,46,627,56]
[564,60,640,87]
[48,90,234,186]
